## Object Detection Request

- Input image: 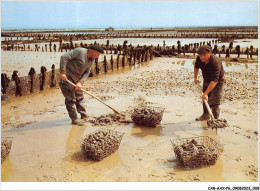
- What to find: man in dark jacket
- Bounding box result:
[59,44,103,126]
[194,45,225,121]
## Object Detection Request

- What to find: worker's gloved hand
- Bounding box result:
[60,73,67,81]
[194,78,200,84]
[75,82,82,91]
[202,93,208,101]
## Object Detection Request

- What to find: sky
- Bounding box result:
[1,0,258,29]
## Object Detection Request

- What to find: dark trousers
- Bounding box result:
[203,80,225,119]
[59,78,86,121]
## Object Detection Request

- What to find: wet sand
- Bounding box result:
[1,56,258,182]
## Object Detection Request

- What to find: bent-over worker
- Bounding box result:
[194,45,225,121]
[59,44,104,126]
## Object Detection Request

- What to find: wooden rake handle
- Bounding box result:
[196,84,215,120]
[203,99,215,120]
[66,79,120,114]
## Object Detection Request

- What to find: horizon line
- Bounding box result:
[1,25,258,30]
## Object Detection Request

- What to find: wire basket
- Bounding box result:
[131,106,165,127]
[81,128,124,161]
[171,136,223,168]
[1,137,14,163]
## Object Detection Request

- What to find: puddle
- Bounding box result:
[130,124,163,139]
[172,157,225,182]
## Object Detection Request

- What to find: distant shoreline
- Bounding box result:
[1,26,258,33]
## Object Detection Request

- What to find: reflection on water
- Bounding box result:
[172,60,188,66]
[173,156,225,181]
[131,62,146,70]
[224,61,251,70]
[225,62,232,67]
[65,125,87,155]
[89,61,149,82]
[1,158,14,182]
[168,58,255,71]
[224,62,242,68]
[130,124,163,139]
[223,62,258,70]
[92,152,121,170]
[63,145,121,171]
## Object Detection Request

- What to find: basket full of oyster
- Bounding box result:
[131,106,165,127]
[171,136,223,168]
[81,128,124,161]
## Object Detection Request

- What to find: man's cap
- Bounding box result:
[197,45,212,54]
[89,44,104,53]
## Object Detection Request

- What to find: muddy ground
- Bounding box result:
[1,55,258,182]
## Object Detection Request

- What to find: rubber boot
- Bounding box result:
[81,113,89,121]
[195,113,211,121]
[195,102,211,121]
[211,105,220,119]
[72,119,85,126]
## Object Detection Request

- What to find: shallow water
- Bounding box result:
[1,50,113,76]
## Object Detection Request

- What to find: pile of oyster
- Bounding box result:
[89,113,127,126]
[207,119,228,130]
